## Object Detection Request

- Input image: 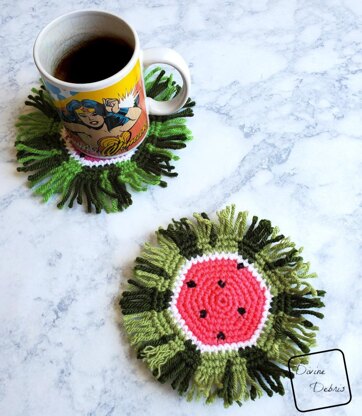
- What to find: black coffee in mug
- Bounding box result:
[54,36,133,83]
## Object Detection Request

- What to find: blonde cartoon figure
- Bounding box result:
[63,90,142,156]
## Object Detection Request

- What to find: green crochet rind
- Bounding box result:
[120,205,325,407]
[15,69,195,213]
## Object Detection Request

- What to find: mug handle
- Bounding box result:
[142,48,191,116]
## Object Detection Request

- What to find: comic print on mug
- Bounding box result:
[44,59,149,158]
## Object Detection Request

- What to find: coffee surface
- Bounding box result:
[54,36,133,83]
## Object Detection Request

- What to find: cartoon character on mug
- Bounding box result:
[62,90,142,156]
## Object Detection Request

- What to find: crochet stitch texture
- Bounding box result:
[120,206,325,407]
[15,68,194,213]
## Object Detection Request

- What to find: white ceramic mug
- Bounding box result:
[33,10,191,158]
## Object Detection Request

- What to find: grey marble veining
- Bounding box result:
[0,1,361,415]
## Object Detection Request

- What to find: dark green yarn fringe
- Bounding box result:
[156,340,201,394]
[121,280,173,314]
[120,206,326,407]
[15,68,195,213]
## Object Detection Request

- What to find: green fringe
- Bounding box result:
[120,205,325,407]
[15,68,195,213]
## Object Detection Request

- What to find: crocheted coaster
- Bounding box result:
[15,68,194,213]
[120,206,325,407]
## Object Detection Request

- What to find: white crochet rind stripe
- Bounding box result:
[169,252,272,353]
[61,128,135,167]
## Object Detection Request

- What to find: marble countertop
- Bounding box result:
[0,1,361,415]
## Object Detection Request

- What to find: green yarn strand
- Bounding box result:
[16,112,61,141]
[120,280,173,315]
[117,160,161,191]
[33,158,82,202]
[141,336,185,376]
[158,218,203,260]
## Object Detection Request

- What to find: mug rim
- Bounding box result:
[33,9,140,92]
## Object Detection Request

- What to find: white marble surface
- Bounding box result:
[0,0,361,415]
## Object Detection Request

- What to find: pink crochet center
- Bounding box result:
[176,258,268,346]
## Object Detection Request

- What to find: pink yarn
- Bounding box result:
[176,258,267,345]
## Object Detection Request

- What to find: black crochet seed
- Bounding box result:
[186,280,197,288]
[238,307,246,315]
[218,280,226,288]
[79,152,86,158]
[217,331,226,340]
[237,262,245,269]
[200,309,207,318]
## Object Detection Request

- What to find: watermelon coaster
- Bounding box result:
[120,205,325,407]
[15,68,194,213]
